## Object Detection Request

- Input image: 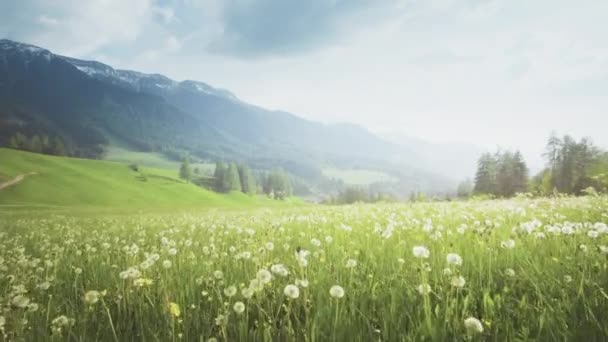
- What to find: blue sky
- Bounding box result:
[1,0,607,168]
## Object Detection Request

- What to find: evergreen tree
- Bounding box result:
[226,163,242,191]
[511,151,529,194]
[213,161,227,192]
[29,135,42,153]
[179,158,192,183]
[473,153,497,195]
[237,164,257,195]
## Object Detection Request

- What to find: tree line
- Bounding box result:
[179,159,293,199]
[473,150,528,197]
[531,133,607,195]
[8,133,68,156]
[470,134,608,198]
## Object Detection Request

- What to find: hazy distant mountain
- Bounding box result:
[0,39,455,194]
[382,133,485,181]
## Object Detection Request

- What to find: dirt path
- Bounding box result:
[0,172,36,190]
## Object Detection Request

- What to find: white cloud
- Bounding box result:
[37,15,59,27]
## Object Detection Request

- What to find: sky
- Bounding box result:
[1,0,607,169]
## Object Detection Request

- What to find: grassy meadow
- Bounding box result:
[1,195,608,341]
[0,148,298,209]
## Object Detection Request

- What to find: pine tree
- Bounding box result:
[237,164,257,195]
[226,163,242,191]
[213,161,226,192]
[473,153,497,195]
[179,158,192,183]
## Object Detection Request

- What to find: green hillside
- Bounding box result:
[0,148,301,208]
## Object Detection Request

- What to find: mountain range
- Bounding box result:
[0,39,481,196]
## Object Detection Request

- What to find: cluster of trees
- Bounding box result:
[261,169,293,199]
[209,161,257,195]
[326,186,397,204]
[178,160,296,198]
[473,150,528,197]
[8,133,68,156]
[531,134,607,195]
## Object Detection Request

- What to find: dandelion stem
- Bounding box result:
[101,299,119,342]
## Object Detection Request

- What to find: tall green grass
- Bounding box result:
[0,196,607,341]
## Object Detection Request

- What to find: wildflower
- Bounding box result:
[464,317,484,334]
[446,253,463,266]
[265,242,274,251]
[215,314,228,326]
[588,230,599,239]
[329,285,345,299]
[38,281,51,290]
[599,246,608,254]
[443,268,452,276]
[241,287,254,299]
[417,284,431,295]
[412,246,430,258]
[27,303,39,312]
[295,279,309,288]
[84,290,101,305]
[500,239,516,249]
[168,302,181,318]
[257,269,272,284]
[233,301,245,314]
[213,270,224,280]
[284,284,300,299]
[270,264,289,277]
[345,258,358,268]
[564,275,573,283]
[133,278,153,287]
[51,315,75,334]
[11,294,30,308]
[311,238,321,247]
[162,260,172,269]
[74,267,83,275]
[224,286,237,297]
[505,268,516,277]
[451,276,466,288]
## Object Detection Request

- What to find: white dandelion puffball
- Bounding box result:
[446,253,463,266]
[329,285,345,299]
[224,286,237,297]
[257,269,273,284]
[284,284,300,299]
[241,287,254,299]
[412,246,430,259]
[296,279,309,288]
[451,276,466,288]
[505,268,516,277]
[84,290,101,305]
[345,259,358,268]
[233,301,245,314]
[500,239,516,249]
[162,260,172,269]
[11,294,30,308]
[417,284,431,295]
[464,317,484,334]
[213,270,224,280]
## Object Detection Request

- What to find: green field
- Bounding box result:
[1,195,607,341]
[105,145,216,174]
[322,167,397,185]
[0,148,297,209]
